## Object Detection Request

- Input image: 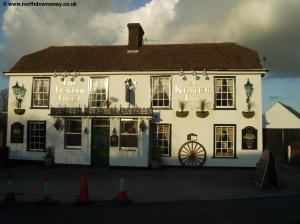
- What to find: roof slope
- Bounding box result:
[279,102,300,119]
[9,43,263,73]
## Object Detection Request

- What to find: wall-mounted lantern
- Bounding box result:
[244,79,254,103]
[110,128,118,147]
[12,82,26,115]
[84,127,89,134]
[139,120,146,132]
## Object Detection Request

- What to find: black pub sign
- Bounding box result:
[242,126,257,150]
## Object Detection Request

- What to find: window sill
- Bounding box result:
[211,156,238,159]
[65,147,82,150]
[120,148,138,151]
[30,107,50,109]
[27,150,45,152]
[152,107,173,110]
[213,108,236,110]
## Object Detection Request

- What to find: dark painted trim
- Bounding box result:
[27,120,46,152]
[150,123,172,157]
[213,76,236,110]
[64,118,82,150]
[31,77,51,109]
[213,124,237,159]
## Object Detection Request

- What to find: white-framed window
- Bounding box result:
[32,78,50,108]
[27,121,46,151]
[90,77,108,108]
[151,124,171,156]
[214,77,235,109]
[65,118,82,149]
[151,76,171,108]
[120,119,138,150]
[214,125,235,158]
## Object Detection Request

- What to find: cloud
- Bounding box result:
[1,0,300,82]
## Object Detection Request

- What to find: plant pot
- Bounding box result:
[44,157,54,167]
[151,159,161,169]
[242,111,255,118]
[176,111,189,118]
[196,111,209,118]
[14,109,25,115]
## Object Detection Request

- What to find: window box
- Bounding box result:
[242,111,255,118]
[176,111,189,117]
[196,111,209,118]
[14,108,26,115]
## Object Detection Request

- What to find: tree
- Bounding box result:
[0,88,8,112]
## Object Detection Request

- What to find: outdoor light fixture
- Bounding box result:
[84,127,89,134]
[54,70,81,81]
[192,69,197,76]
[244,79,254,103]
[80,77,85,82]
[112,128,117,135]
[12,82,26,108]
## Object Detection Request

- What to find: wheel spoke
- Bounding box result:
[178,142,206,167]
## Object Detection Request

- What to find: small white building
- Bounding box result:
[5,23,267,167]
[263,102,300,161]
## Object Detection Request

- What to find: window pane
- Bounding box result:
[66,134,81,146]
[67,119,82,133]
[121,121,137,134]
[27,121,46,151]
[121,135,138,147]
[214,78,235,108]
[32,79,50,107]
[151,77,171,107]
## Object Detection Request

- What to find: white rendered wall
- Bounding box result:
[6,72,263,167]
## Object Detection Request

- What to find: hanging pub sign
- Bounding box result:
[242,126,257,150]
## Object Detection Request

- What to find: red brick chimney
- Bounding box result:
[127,23,144,51]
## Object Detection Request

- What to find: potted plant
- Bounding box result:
[196,99,210,118]
[44,146,55,167]
[14,100,25,115]
[176,101,189,117]
[242,101,255,118]
[151,148,162,169]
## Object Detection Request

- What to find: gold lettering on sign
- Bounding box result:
[175,80,211,102]
[55,80,86,103]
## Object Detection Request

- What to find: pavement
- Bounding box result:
[1,163,300,203]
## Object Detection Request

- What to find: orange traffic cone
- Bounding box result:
[79,171,89,203]
[4,170,16,204]
[42,174,51,201]
[114,171,132,204]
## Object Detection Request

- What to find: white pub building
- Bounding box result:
[5,23,267,167]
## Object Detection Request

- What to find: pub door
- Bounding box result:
[91,119,110,167]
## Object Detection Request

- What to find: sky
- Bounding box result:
[0,0,299,113]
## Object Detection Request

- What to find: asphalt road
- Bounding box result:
[1,194,300,224]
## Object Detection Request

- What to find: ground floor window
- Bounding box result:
[120,119,138,150]
[27,121,46,151]
[65,118,82,149]
[151,124,171,156]
[214,125,236,157]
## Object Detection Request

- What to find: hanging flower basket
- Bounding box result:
[242,111,255,118]
[196,111,209,118]
[14,109,25,115]
[176,111,189,117]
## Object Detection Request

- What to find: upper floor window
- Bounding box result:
[90,78,108,108]
[32,78,50,108]
[151,77,171,108]
[214,77,235,109]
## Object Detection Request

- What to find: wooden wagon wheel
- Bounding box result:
[178,141,206,167]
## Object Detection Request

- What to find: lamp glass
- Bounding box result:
[19,86,26,97]
[244,79,253,97]
[12,82,20,95]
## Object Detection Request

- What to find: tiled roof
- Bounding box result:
[9,43,263,73]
